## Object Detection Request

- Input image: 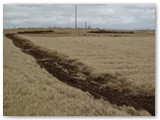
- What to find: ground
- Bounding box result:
[3,28,154,116]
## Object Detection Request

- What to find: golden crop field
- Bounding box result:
[20,31,155,96]
[3,28,155,116]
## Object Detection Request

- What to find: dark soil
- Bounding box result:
[88,30,134,34]
[5,33,155,115]
[18,30,54,34]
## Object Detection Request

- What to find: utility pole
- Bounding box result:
[85,21,87,29]
[75,5,77,29]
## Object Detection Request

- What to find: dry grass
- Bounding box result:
[3,35,150,116]
[20,33,155,96]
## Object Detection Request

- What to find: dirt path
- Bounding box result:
[5,33,155,115]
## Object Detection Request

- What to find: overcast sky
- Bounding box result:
[3,4,156,30]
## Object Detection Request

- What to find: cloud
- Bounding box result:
[3,4,156,29]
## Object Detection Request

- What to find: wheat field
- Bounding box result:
[20,32,155,96]
[3,35,151,116]
[3,28,155,116]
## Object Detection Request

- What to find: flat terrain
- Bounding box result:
[21,32,155,96]
[3,28,155,116]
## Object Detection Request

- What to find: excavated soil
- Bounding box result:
[5,33,155,115]
[18,30,54,34]
[87,30,134,34]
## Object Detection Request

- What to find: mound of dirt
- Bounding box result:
[88,30,134,34]
[18,30,54,34]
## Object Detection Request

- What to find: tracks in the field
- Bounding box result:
[5,33,155,115]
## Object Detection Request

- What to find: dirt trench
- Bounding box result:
[5,33,155,115]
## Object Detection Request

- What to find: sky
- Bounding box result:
[3,4,156,30]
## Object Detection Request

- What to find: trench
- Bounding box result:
[5,33,155,115]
